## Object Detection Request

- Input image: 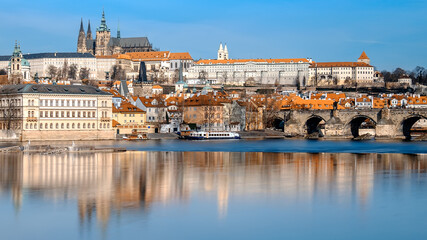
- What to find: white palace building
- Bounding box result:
[187,43,311,86]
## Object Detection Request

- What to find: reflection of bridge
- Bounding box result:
[283,108,427,139]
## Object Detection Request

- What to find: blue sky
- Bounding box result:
[0,0,426,71]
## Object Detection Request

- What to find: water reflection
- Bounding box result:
[0,152,426,232]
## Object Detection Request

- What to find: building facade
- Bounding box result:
[0,84,114,141]
[309,52,375,86]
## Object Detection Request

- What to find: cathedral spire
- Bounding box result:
[97,9,110,32]
[79,18,85,33]
[87,20,93,40]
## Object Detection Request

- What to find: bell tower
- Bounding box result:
[95,10,111,56]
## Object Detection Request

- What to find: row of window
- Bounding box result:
[38,111,98,118]
[39,99,97,107]
[25,122,110,130]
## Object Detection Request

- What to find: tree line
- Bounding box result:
[381,66,427,85]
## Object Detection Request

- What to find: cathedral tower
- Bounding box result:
[95,10,111,56]
[77,19,87,53]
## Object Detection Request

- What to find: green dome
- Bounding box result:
[21,58,30,67]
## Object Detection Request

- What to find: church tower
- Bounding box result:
[217,43,224,60]
[224,43,229,60]
[8,41,30,83]
[95,10,111,56]
[77,19,87,53]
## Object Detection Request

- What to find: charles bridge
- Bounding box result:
[282,108,427,139]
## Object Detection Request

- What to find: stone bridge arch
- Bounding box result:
[401,114,427,139]
[344,115,377,138]
[305,115,327,136]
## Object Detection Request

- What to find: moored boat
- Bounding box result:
[180,131,240,140]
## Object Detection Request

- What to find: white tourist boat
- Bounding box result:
[181,131,240,140]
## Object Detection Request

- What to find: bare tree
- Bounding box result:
[262,95,281,129]
[47,65,57,79]
[79,67,90,80]
[61,60,68,80]
[111,64,126,80]
[222,71,228,85]
[68,64,78,80]
[198,70,208,82]
[0,97,21,132]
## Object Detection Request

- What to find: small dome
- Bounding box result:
[21,58,30,67]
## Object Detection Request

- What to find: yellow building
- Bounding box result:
[0,84,115,141]
[112,101,155,134]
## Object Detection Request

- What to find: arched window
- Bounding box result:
[61,123,64,129]
[67,111,70,117]
[99,123,102,128]
[67,123,70,129]
[50,123,53,129]
[72,123,75,129]
[83,112,86,118]
[83,123,86,129]
[25,123,28,129]
[92,123,95,128]
[107,123,109,128]
[61,111,64,118]
[56,111,59,117]
[77,123,80,129]
[31,111,34,117]
[56,123,59,129]
[40,123,43,129]
[45,123,48,129]
[72,112,75,118]
[50,111,53,117]
[78,112,81,118]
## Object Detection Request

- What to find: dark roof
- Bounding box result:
[109,37,150,48]
[0,56,10,61]
[0,52,95,60]
[0,84,111,95]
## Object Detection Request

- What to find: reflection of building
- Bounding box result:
[1,151,426,230]
[0,84,114,140]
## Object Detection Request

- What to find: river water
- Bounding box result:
[0,140,426,239]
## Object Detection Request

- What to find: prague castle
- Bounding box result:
[77,11,153,56]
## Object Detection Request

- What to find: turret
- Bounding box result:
[358,51,370,65]
[77,18,87,53]
[224,43,229,60]
[117,20,121,39]
[217,43,224,60]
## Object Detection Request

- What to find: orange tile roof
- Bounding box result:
[152,85,163,89]
[169,52,193,60]
[358,51,370,60]
[113,102,146,113]
[195,58,310,65]
[310,62,372,68]
[112,119,120,127]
